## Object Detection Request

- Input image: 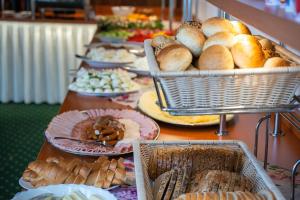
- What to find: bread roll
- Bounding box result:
[157,44,193,71]
[151,35,174,48]
[197,45,234,70]
[231,21,251,35]
[259,38,273,50]
[202,17,234,37]
[231,34,265,68]
[176,25,206,57]
[264,57,290,68]
[203,32,234,50]
[183,20,202,29]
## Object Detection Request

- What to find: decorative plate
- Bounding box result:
[12,184,116,200]
[45,109,160,156]
[138,90,234,126]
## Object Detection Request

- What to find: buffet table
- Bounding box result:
[36,87,300,169]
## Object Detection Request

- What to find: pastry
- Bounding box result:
[176,24,206,57]
[264,57,290,68]
[230,21,251,35]
[203,32,235,50]
[231,34,265,68]
[202,17,234,37]
[157,43,193,71]
[197,45,234,70]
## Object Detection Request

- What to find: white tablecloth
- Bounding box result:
[0,21,96,104]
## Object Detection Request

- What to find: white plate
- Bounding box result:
[76,55,133,68]
[18,177,120,191]
[12,184,116,200]
[69,84,141,97]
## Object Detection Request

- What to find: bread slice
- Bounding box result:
[203,192,218,200]
[117,157,125,170]
[103,169,115,189]
[172,169,185,199]
[153,170,173,200]
[227,192,238,200]
[257,190,275,200]
[73,174,86,184]
[64,173,76,184]
[163,170,178,200]
[85,170,98,185]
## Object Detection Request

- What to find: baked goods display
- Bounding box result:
[151,17,292,71]
[138,90,234,126]
[22,156,133,189]
[68,68,140,95]
[146,145,276,200]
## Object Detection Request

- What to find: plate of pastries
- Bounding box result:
[138,90,234,126]
[20,156,135,190]
[144,144,277,200]
[151,17,295,72]
[45,109,159,156]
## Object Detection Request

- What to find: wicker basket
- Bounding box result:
[133,140,285,200]
[145,39,300,115]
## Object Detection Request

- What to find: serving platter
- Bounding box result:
[69,83,141,97]
[45,109,160,156]
[12,184,116,200]
[76,54,133,68]
[138,90,234,126]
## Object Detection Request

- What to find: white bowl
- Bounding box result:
[111,6,135,16]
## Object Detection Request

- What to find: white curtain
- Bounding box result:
[0,21,96,104]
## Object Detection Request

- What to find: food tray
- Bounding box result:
[144,39,300,115]
[133,140,285,200]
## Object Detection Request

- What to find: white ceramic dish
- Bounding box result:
[18,177,119,191]
[12,184,117,200]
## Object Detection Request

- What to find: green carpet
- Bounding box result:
[0,103,60,200]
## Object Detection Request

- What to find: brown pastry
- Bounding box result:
[197,45,234,70]
[231,34,265,68]
[176,24,206,57]
[157,43,193,71]
[202,17,234,37]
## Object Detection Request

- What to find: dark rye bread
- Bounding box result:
[154,170,173,200]
[189,170,253,193]
[163,169,178,200]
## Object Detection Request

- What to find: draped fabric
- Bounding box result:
[0,21,96,104]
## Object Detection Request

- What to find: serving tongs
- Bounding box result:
[53,136,115,147]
